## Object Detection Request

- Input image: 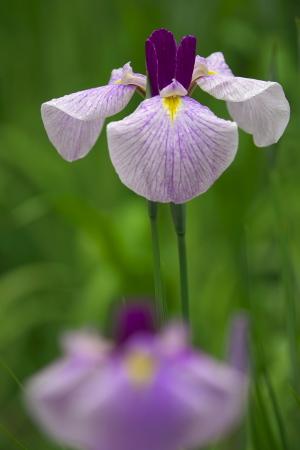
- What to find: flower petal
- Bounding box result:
[177,352,248,447]
[160,79,187,98]
[148,29,177,91]
[24,334,110,449]
[107,96,238,203]
[25,321,248,450]
[204,52,234,77]
[80,357,196,450]
[226,84,290,146]
[191,56,209,82]
[197,53,290,146]
[41,108,104,161]
[175,35,197,90]
[146,39,159,97]
[41,65,139,161]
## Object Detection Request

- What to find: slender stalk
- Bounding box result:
[147,200,165,323]
[170,203,189,322]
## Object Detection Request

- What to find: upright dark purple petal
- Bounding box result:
[115,303,156,345]
[176,35,197,90]
[149,29,177,91]
[145,39,159,97]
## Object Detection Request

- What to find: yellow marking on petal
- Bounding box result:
[208,70,217,75]
[163,96,182,124]
[114,79,122,84]
[125,351,156,387]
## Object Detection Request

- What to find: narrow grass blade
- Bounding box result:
[0,423,28,450]
[288,384,300,409]
[244,225,290,450]
[0,357,24,391]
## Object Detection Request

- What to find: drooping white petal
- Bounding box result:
[107,96,238,203]
[226,83,290,146]
[41,107,105,162]
[41,63,142,161]
[198,74,280,103]
[196,53,290,147]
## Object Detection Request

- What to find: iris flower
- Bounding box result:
[25,304,248,450]
[41,29,289,203]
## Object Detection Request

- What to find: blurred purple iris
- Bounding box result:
[25,304,249,450]
[41,29,289,203]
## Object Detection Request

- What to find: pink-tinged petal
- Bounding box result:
[25,317,249,450]
[107,96,238,203]
[24,334,110,448]
[78,356,196,450]
[177,352,248,447]
[41,64,140,161]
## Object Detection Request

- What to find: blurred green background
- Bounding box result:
[1,0,300,448]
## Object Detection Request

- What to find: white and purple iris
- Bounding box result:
[25,304,248,450]
[42,29,289,203]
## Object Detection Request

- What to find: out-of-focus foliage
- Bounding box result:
[0,0,299,449]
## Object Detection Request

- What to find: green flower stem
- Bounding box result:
[170,203,189,322]
[147,200,165,323]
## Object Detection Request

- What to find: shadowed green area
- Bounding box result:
[1,0,300,448]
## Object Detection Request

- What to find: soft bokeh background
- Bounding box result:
[1,0,299,449]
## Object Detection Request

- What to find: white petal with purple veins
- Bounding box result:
[41,64,140,161]
[199,74,281,103]
[42,83,136,123]
[197,53,290,147]
[41,106,105,162]
[107,96,238,203]
[226,83,290,147]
